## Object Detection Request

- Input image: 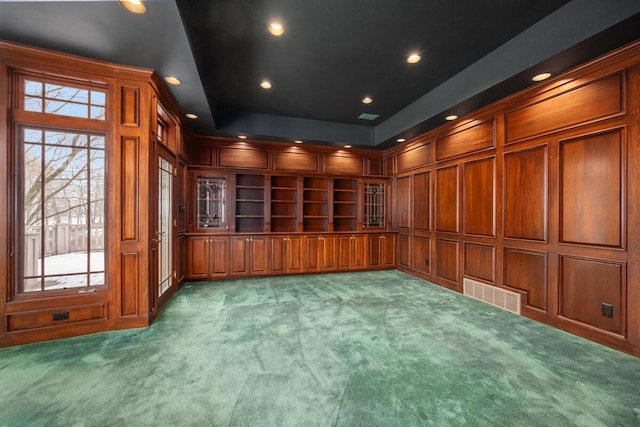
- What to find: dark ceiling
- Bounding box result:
[1,1,640,149]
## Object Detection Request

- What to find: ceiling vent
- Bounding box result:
[358,113,379,121]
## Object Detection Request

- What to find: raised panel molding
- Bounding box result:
[395,176,411,228]
[412,235,431,274]
[505,73,624,143]
[463,157,495,236]
[463,243,494,283]
[503,248,547,311]
[413,171,431,231]
[560,129,624,248]
[274,151,319,172]
[325,153,364,175]
[559,256,624,336]
[120,86,139,127]
[120,136,139,241]
[220,147,269,169]
[504,145,547,241]
[120,253,139,316]
[435,239,458,283]
[435,165,458,233]
[436,120,494,161]
[396,142,432,172]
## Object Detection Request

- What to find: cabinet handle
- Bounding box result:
[246,238,250,241]
[250,238,253,242]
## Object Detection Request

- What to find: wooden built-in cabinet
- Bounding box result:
[304,235,337,272]
[230,235,268,276]
[270,235,305,274]
[337,234,367,270]
[368,234,396,269]
[185,236,229,279]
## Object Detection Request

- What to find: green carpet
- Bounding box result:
[1,270,639,426]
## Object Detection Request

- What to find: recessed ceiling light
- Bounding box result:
[269,22,285,36]
[238,135,247,139]
[294,140,303,144]
[260,80,272,90]
[185,113,198,119]
[344,145,352,149]
[445,115,458,121]
[397,138,406,143]
[407,53,421,64]
[165,76,181,85]
[362,97,373,104]
[532,72,552,82]
[119,0,147,14]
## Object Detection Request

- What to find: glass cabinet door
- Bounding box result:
[196,175,226,229]
[363,182,385,228]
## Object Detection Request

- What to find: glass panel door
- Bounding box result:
[157,155,173,297]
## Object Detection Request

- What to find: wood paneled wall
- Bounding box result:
[0,42,194,347]
[388,40,640,356]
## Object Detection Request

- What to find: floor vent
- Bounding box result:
[463,278,521,315]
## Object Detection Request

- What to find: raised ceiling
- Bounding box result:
[1,1,640,149]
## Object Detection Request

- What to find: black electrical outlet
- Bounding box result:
[601,303,614,318]
[425,258,429,266]
[52,311,69,321]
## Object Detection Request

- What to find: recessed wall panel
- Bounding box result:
[435,166,458,233]
[120,136,139,241]
[435,239,458,283]
[504,248,547,311]
[395,176,411,228]
[504,146,547,241]
[413,171,431,230]
[412,235,431,274]
[436,120,494,161]
[560,130,623,247]
[560,256,624,335]
[464,243,495,282]
[464,157,495,236]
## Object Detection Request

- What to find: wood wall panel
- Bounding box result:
[120,253,139,316]
[436,120,494,161]
[463,157,495,236]
[435,239,458,282]
[396,143,431,172]
[385,155,394,176]
[325,154,364,174]
[395,176,411,228]
[503,248,547,311]
[435,166,458,233]
[505,73,624,143]
[504,146,547,241]
[368,157,382,176]
[197,146,216,166]
[398,234,410,267]
[274,151,319,172]
[464,243,494,282]
[120,136,139,241]
[560,130,623,247]
[560,256,624,335]
[7,303,107,332]
[220,147,269,169]
[412,235,431,274]
[413,171,430,230]
[120,86,139,127]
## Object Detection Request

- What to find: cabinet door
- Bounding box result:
[249,236,268,275]
[352,235,367,269]
[269,236,287,274]
[186,236,210,279]
[367,234,383,269]
[320,235,337,271]
[230,236,249,275]
[381,234,396,268]
[304,235,321,272]
[286,235,304,273]
[337,235,352,270]
[210,236,229,277]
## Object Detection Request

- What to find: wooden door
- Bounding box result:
[230,236,249,275]
[269,236,287,274]
[209,236,229,277]
[352,235,367,269]
[304,235,321,272]
[320,235,337,271]
[285,235,304,273]
[368,234,383,269]
[249,236,268,275]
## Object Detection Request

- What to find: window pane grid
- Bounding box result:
[20,126,106,292]
[23,79,106,120]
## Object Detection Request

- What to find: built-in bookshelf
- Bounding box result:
[235,174,265,232]
[270,175,299,233]
[303,177,329,232]
[333,178,358,231]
